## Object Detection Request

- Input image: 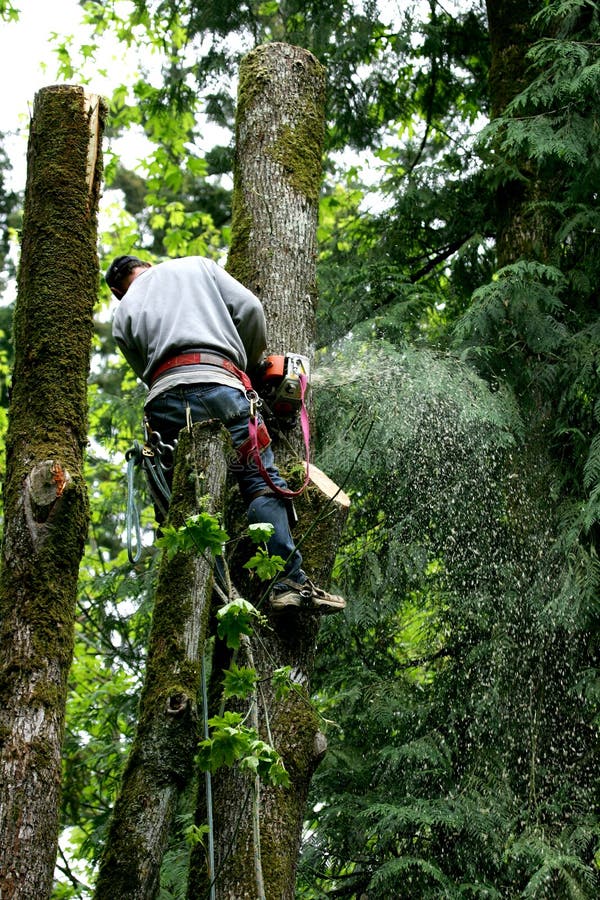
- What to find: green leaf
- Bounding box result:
[187,156,208,177]
[196,711,249,770]
[0,2,19,22]
[243,547,285,581]
[258,0,279,16]
[272,666,295,701]
[184,512,229,554]
[155,523,187,560]
[262,756,290,788]
[246,522,275,544]
[196,712,290,787]
[239,739,291,787]
[184,823,210,847]
[216,598,264,649]
[222,663,258,699]
[154,512,228,560]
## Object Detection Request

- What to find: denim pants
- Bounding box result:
[145,383,304,584]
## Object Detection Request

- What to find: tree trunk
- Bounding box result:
[485,0,555,266]
[0,86,105,900]
[94,423,228,900]
[227,41,323,367]
[188,43,349,900]
[194,471,349,900]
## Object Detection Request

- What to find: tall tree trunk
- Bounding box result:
[94,423,228,900]
[188,42,349,900]
[486,0,555,265]
[0,86,105,900]
[227,41,322,373]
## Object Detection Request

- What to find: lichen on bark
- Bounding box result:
[228,42,326,357]
[94,422,229,900]
[188,42,341,900]
[0,84,106,900]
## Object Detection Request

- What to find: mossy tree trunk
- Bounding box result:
[94,423,229,900]
[228,42,322,371]
[0,86,105,900]
[188,43,349,900]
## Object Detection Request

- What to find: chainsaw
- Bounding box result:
[256,353,310,429]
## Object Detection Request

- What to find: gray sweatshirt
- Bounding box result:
[112,256,267,401]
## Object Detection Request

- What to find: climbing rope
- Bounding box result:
[142,422,177,520]
[124,428,177,563]
[125,442,143,564]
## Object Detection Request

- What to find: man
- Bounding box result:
[107,254,345,615]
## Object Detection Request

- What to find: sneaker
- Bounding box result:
[270,578,346,615]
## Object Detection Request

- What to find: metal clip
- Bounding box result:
[147,428,178,470]
[246,389,261,419]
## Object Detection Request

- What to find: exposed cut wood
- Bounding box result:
[304,461,350,508]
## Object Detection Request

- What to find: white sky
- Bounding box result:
[0,1,83,131]
[0,0,144,187]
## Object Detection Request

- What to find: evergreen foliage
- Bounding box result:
[302,0,599,896]
[0,0,597,896]
[301,336,598,895]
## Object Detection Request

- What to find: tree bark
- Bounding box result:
[188,43,349,900]
[194,469,349,900]
[0,86,105,900]
[94,423,228,900]
[485,0,555,266]
[227,41,323,366]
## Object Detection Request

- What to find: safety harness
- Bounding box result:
[150,350,311,498]
[125,351,311,562]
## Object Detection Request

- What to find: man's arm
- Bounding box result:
[112,313,147,381]
[211,264,267,368]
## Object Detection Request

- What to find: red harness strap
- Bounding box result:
[150,351,250,386]
[151,351,310,498]
[247,373,310,498]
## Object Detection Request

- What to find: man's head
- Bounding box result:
[105,255,151,299]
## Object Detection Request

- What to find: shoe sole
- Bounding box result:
[270,597,303,611]
[270,598,345,615]
[312,598,346,615]
[270,591,346,615]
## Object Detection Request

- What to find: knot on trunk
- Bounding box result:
[24,459,71,544]
[313,730,328,765]
[166,692,191,717]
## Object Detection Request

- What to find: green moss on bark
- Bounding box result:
[0,85,105,676]
[227,44,326,292]
[95,425,228,900]
[0,85,106,900]
[269,111,325,206]
[13,89,103,451]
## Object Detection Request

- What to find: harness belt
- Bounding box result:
[150,351,246,386]
[151,351,310,499]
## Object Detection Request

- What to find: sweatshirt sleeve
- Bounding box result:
[112,308,147,380]
[210,263,267,368]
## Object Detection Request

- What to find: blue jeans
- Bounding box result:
[145,383,304,584]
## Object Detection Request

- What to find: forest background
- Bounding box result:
[0,0,598,897]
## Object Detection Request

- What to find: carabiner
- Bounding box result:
[245,389,261,419]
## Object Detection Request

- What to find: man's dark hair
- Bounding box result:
[105,255,150,298]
